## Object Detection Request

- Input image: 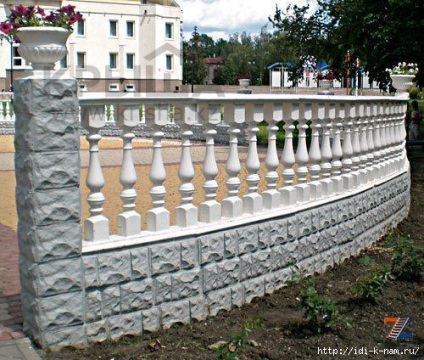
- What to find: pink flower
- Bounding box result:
[14,4,27,16]
[45,12,56,22]
[37,6,45,16]
[60,5,76,14]
[68,14,78,25]
[0,21,11,34]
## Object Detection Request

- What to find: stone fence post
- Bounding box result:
[14,78,84,348]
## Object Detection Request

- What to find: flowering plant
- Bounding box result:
[389,62,418,75]
[316,72,335,80]
[0,4,83,41]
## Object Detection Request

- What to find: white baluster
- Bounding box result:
[222,103,244,218]
[381,104,390,176]
[308,103,324,200]
[280,102,298,206]
[295,102,311,203]
[147,104,170,231]
[175,104,198,227]
[398,102,408,169]
[199,104,221,223]
[5,101,12,121]
[388,104,397,174]
[341,103,354,191]
[263,103,282,209]
[373,104,384,179]
[81,105,109,242]
[331,103,344,194]
[243,103,263,214]
[351,104,362,188]
[358,103,369,184]
[320,103,334,196]
[366,104,376,182]
[115,105,141,237]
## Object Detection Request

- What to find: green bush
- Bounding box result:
[351,264,393,302]
[391,237,424,281]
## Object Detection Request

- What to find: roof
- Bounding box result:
[146,0,180,7]
[204,57,224,65]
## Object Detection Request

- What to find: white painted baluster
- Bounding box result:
[358,103,369,183]
[388,104,397,174]
[199,104,221,223]
[175,104,198,227]
[341,103,354,190]
[398,103,408,169]
[380,104,390,176]
[263,103,282,209]
[373,104,384,179]
[222,103,244,218]
[5,101,12,121]
[366,104,376,182]
[81,105,109,242]
[320,103,333,196]
[280,102,298,206]
[351,104,362,188]
[147,104,170,231]
[116,105,141,237]
[308,103,324,200]
[295,103,311,203]
[243,103,263,214]
[331,103,344,194]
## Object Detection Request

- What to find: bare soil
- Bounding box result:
[44,150,424,360]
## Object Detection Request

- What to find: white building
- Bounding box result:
[0,0,183,92]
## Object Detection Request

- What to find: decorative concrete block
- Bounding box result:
[15,151,80,191]
[237,226,259,255]
[203,263,219,293]
[83,255,98,288]
[297,233,320,259]
[97,251,131,286]
[141,306,161,332]
[16,187,80,227]
[155,274,172,304]
[189,296,207,321]
[199,234,224,265]
[281,240,299,264]
[231,284,245,307]
[258,220,288,248]
[224,230,238,258]
[206,288,232,316]
[295,213,312,238]
[86,319,108,343]
[151,242,180,275]
[310,208,320,233]
[244,278,264,304]
[102,286,121,317]
[287,217,299,242]
[270,245,285,271]
[172,269,201,300]
[20,257,83,297]
[18,222,82,263]
[85,290,102,322]
[120,280,154,312]
[319,205,332,229]
[109,312,142,340]
[295,257,315,277]
[181,240,198,270]
[240,254,253,281]
[130,248,150,280]
[218,258,240,287]
[161,299,190,329]
[41,325,87,350]
[251,249,272,278]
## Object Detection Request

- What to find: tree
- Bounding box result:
[183,27,208,85]
[270,0,424,88]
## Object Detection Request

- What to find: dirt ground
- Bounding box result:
[42,149,424,360]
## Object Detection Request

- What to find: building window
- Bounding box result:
[166,54,173,70]
[126,53,135,69]
[110,20,118,37]
[165,23,173,39]
[109,53,118,69]
[77,52,85,69]
[126,21,134,37]
[77,20,85,36]
[59,56,68,68]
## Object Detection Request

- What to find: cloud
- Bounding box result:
[179,0,314,40]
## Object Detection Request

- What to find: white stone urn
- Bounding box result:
[237,78,252,94]
[318,79,334,95]
[391,74,415,97]
[17,27,71,73]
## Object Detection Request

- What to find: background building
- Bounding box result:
[0,0,183,92]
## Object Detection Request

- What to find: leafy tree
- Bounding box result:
[270,0,424,89]
[183,27,208,85]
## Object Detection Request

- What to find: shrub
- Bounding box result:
[351,265,393,302]
[391,237,424,281]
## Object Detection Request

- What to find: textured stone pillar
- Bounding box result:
[14,79,85,348]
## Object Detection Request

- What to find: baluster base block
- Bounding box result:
[263,190,280,210]
[84,215,110,242]
[295,184,311,204]
[199,201,221,223]
[242,193,263,214]
[342,174,354,191]
[176,205,198,227]
[279,186,297,207]
[147,208,170,232]
[309,181,323,201]
[222,197,243,219]
[321,179,334,197]
[117,211,141,237]
[331,176,344,195]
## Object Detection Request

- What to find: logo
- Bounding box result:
[384,317,415,340]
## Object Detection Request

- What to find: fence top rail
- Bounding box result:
[79,92,407,106]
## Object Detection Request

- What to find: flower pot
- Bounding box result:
[318,79,334,95]
[237,78,252,94]
[390,74,415,97]
[17,27,71,72]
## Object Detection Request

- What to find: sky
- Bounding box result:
[178,0,315,41]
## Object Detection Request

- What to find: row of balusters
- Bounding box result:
[79,100,408,242]
[0,100,14,121]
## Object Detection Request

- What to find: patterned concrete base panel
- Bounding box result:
[24,171,410,349]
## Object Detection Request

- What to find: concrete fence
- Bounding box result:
[14,78,410,349]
